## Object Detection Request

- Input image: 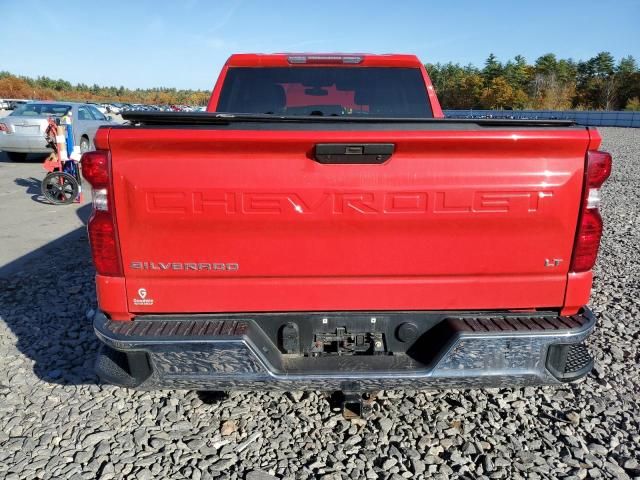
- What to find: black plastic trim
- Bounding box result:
[95,345,151,387]
[121,111,577,128]
[314,143,394,164]
[546,343,594,382]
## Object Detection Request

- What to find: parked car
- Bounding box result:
[86,53,612,417]
[87,103,108,115]
[121,104,151,113]
[106,104,121,114]
[0,101,115,161]
[98,105,109,114]
[0,99,9,110]
[7,100,28,110]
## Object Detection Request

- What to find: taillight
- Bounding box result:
[0,123,8,132]
[82,150,109,186]
[570,150,612,272]
[81,150,122,276]
[88,211,121,275]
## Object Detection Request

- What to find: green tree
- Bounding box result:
[617,55,638,74]
[483,53,503,83]
[556,59,578,83]
[615,56,640,109]
[426,62,478,108]
[535,53,558,76]
[591,51,616,77]
[481,76,528,109]
[575,52,618,109]
[503,55,530,91]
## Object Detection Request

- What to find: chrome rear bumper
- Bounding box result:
[94,309,596,391]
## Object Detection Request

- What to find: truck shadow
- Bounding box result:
[0,203,100,385]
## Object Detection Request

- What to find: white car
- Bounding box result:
[0,101,115,161]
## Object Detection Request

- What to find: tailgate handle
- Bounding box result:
[314,143,394,164]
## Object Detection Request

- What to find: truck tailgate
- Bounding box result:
[106,126,589,314]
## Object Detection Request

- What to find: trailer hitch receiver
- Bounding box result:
[330,390,376,419]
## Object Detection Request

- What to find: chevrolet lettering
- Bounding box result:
[144,190,554,215]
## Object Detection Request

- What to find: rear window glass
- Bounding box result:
[11,103,72,116]
[217,67,432,118]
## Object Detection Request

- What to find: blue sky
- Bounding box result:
[1,0,638,90]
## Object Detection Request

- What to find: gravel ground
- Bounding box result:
[0,127,638,480]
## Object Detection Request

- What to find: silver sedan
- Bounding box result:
[0,101,116,161]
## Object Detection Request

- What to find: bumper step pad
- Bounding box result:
[546,342,594,382]
[452,314,589,332]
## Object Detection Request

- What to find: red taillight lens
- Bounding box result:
[570,150,612,272]
[0,123,8,132]
[571,209,603,272]
[83,149,121,276]
[81,150,109,187]
[88,211,122,276]
[586,150,612,188]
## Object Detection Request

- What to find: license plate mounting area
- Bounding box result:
[310,327,387,356]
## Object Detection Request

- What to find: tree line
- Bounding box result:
[426,52,640,111]
[0,71,210,106]
[1,51,639,110]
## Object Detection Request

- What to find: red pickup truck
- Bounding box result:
[84,54,611,412]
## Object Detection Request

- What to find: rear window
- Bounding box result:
[11,103,71,117]
[217,67,432,118]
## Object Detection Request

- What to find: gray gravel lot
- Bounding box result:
[0,127,639,480]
